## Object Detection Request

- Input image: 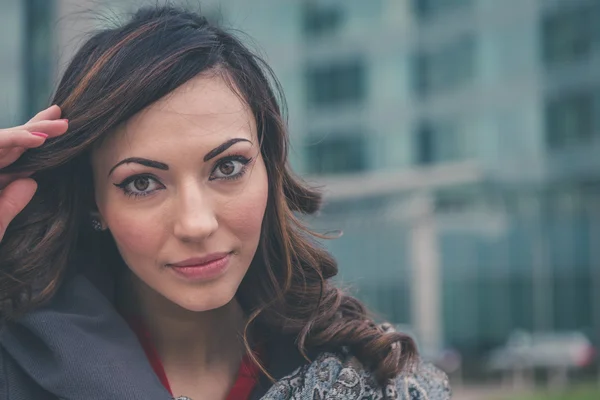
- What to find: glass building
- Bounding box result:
[0,0,54,126]
[2,0,599,359]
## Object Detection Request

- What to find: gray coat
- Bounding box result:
[0,274,450,399]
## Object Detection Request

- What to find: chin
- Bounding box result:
[130,261,249,314]
[164,284,239,313]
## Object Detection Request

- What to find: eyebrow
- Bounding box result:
[203,138,252,162]
[108,137,252,176]
[108,158,169,176]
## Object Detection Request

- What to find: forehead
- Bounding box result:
[93,73,256,163]
[150,72,250,120]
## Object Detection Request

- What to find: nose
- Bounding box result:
[172,183,218,243]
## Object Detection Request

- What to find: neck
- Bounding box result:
[123,274,247,373]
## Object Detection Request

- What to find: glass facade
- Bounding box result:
[542,1,600,67]
[304,132,367,174]
[305,58,367,109]
[414,33,477,97]
[0,0,55,126]
[296,0,600,357]
[412,0,473,20]
[0,0,25,126]
[22,0,55,119]
[546,90,598,150]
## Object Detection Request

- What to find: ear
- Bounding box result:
[90,210,107,231]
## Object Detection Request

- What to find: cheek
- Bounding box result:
[104,206,166,262]
[226,199,266,239]
[224,163,269,242]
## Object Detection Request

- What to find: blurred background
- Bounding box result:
[1,0,600,398]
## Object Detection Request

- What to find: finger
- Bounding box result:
[0,129,48,150]
[0,178,37,241]
[27,105,62,124]
[0,172,32,190]
[23,119,69,137]
[0,147,26,170]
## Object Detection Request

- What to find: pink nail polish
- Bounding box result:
[31,132,48,138]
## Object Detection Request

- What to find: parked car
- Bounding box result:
[487,330,596,388]
[488,330,595,370]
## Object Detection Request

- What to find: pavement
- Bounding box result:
[451,385,515,400]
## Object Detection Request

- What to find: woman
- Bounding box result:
[0,6,450,400]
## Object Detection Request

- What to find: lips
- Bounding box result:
[167,252,232,281]
[168,252,230,268]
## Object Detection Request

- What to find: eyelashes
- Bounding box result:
[209,155,252,181]
[114,174,163,198]
[113,154,253,198]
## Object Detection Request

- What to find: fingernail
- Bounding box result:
[31,132,48,138]
[60,119,68,123]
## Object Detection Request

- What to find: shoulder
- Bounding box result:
[264,351,451,400]
[0,345,56,400]
[392,359,452,400]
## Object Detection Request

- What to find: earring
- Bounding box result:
[91,218,103,231]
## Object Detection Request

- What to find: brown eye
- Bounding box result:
[115,175,164,198]
[133,177,150,191]
[210,157,250,180]
[218,161,235,176]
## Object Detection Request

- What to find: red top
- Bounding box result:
[127,318,261,400]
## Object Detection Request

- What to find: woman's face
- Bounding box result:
[91,73,268,312]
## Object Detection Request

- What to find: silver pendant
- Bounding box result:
[174,397,193,400]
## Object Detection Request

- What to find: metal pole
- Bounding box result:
[409,192,442,352]
[531,191,552,333]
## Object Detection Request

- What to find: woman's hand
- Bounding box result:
[0,105,68,241]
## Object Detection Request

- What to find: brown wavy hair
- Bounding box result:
[0,5,416,383]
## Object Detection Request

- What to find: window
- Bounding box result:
[546,91,598,149]
[302,4,343,38]
[23,0,54,118]
[305,59,367,108]
[542,2,600,66]
[413,34,476,96]
[434,191,473,213]
[0,1,23,126]
[412,0,472,20]
[305,133,367,175]
[415,123,434,165]
[414,120,468,165]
